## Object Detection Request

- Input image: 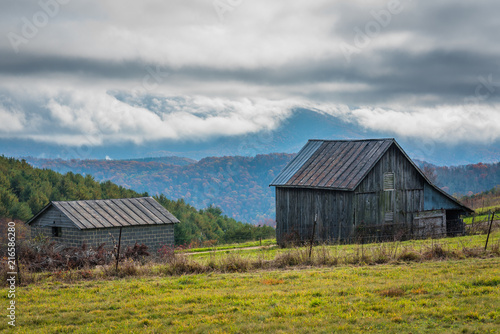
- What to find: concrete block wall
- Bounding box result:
[81,224,175,252]
[30,224,175,252]
[30,226,82,248]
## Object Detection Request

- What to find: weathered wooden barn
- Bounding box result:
[270,139,473,245]
[27,197,179,251]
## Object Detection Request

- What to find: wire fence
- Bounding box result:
[280,212,500,249]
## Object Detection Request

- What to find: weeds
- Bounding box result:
[379,287,405,297]
[4,232,500,286]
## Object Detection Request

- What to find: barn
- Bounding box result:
[270,139,473,245]
[27,197,179,251]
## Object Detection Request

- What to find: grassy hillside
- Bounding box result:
[0,156,274,246]
[416,160,500,196]
[8,258,500,333]
[460,185,500,211]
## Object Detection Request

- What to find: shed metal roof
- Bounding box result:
[270,139,394,190]
[27,197,180,230]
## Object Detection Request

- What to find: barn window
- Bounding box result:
[52,227,62,237]
[383,172,395,190]
[384,212,394,222]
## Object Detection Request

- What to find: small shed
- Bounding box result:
[27,197,179,251]
[270,139,473,245]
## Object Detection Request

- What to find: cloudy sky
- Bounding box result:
[1,0,500,162]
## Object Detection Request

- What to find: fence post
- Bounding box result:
[309,214,317,259]
[484,211,495,251]
[115,227,123,272]
[471,214,475,233]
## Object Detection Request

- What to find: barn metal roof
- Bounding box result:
[27,197,180,230]
[270,139,395,190]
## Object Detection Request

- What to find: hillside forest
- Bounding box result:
[0,156,274,246]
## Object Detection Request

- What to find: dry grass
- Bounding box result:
[4,233,500,286]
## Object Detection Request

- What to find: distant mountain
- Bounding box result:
[26,153,500,224]
[415,160,500,196]
[120,156,197,166]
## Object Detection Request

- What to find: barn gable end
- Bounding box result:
[271,139,473,245]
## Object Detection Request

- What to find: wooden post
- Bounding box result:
[115,227,123,272]
[309,214,317,259]
[485,211,495,251]
[15,244,21,285]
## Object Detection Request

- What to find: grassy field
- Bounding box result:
[6,257,500,333]
[464,211,499,225]
[176,239,277,253]
[186,231,500,263]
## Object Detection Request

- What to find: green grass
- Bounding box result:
[475,205,500,215]
[7,257,500,333]
[464,211,499,225]
[177,239,277,253]
[186,231,500,262]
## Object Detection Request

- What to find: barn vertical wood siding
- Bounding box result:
[276,187,353,244]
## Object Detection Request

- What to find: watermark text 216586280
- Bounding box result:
[6,222,17,327]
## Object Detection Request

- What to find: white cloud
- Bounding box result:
[0,106,25,133]
[349,105,500,143]
[1,84,500,147]
[0,88,302,145]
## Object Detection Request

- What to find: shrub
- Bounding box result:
[422,244,452,260]
[398,251,421,262]
[161,255,208,276]
[124,243,150,261]
[218,253,251,273]
[273,249,306,268]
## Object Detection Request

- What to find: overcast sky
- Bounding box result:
[1,0,500,153]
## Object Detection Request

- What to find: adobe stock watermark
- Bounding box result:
[6,222,17,327]
[213,0,244,22]
[463,74,499,109]
[339,0,410,63]
[131,65,170,95]
[7,0,71,54]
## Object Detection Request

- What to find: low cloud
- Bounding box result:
[1,86,500,146]
[0,89,300,145]
[349,105,500,143]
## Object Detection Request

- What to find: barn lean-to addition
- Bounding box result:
[270,139,473,245]
[27,197,179,251]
